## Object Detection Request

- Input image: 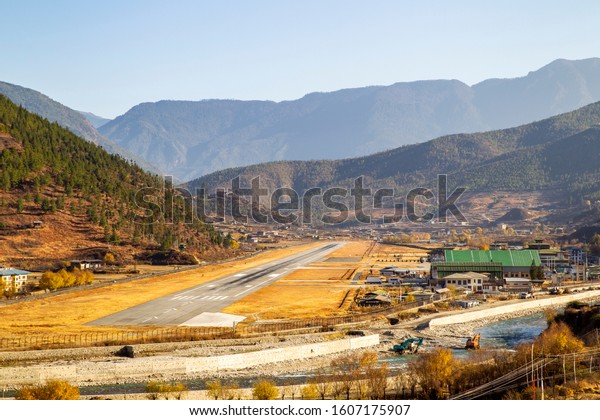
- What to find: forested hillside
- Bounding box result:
[186,101,600,205]
[0,95,225,268]
[0,81,157,173]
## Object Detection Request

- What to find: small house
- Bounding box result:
[0,267,31,293]
[454,300,480,309]
[365,276,383,284]
[379,266,402,277]
[503,278,533,293]
[441,272,488,292]
[70,259,104,271]
[358,290,392,306]
[388,277,401,286]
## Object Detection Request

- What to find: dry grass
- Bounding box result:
[326,241,372,259]
[363,243,430,271]
[0,242,323,339]
[221,242,374,318]
[222,284,351,319]
[375,244,429,254]
[282,268,350,281]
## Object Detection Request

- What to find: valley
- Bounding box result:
[2,57,600,402]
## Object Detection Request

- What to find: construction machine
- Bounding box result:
[393,337,423,354]
[465,333,480,350]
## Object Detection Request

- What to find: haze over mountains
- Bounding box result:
[98,58,600,181]
[0,82,157,173]
[185,101,600,208]
[0,81,113,149]
[2,58,600,186]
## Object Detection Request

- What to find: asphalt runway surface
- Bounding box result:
[88,242,344,326]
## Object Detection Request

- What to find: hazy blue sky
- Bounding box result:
[4,0,600,118]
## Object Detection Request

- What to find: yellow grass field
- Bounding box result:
[281,268,350,281]
[221,241,376,319]
[222,284,351,320]
[0,242,323,339]
[326,241,372,259]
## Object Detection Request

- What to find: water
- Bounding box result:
[474,312,548,348]
[379,312,549,370]
[78,313,549,396]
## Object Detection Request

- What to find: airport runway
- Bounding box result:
[88,242,344,326]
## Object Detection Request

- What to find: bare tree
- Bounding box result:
[366,363,389,399]
[314,371,332,400]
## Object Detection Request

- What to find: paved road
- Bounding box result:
[88,242,344,326]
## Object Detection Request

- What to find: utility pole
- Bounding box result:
[541,359,544,400]
[531,344,535,400]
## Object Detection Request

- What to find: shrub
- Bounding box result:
[252,379,278,400]
[566,301,585,310]
[534,322,584,355]
[39,269,93,290]
[145,381,188,400]
[409,348,456,399]
[16,380,80,400]
[300,383,319,400]
[206,380,240,400]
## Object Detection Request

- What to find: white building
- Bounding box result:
[0,267,31,293]
[441,271,488,292]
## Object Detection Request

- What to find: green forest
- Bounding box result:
[0,94,223,255]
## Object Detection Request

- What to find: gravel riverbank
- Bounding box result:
[2,291,598,391]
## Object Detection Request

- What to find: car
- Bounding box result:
[519,292,533,299]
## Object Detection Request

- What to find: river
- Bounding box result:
[76,312,550,397]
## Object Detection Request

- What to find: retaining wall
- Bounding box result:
[429,290,600,327]
[0,334,379,387]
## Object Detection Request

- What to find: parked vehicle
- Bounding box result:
[519,292,533,299]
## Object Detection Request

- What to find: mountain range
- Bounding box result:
[98,58,600,181]
[184,101,600,209]
[0,81,157,173]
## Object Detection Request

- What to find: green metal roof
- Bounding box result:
[444,250,541,267]
[432,262,504,280]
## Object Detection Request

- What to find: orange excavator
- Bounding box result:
[465,334,480,350]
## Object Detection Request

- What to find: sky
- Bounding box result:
[3,0,600,119]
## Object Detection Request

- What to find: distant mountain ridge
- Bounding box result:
[99,58,600,180]
[0,81,114,148]
[185,101,600,206]
[78,111,110,128]
[0,81,157,173]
